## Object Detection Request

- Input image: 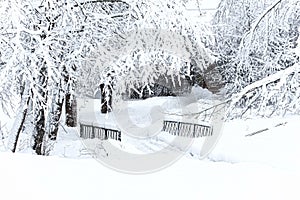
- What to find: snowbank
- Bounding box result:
[0,151,299,200]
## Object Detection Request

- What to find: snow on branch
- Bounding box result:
[248,0,282,37]
[230,63,300,106]
[228,63,300,118]
[77,0,212,100]
[238,0,283,53]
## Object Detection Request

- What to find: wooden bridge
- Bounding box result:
[162,120,213,138]
[79,120,213,141]
[79,123,121,141]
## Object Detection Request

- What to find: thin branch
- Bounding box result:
[164,99,231,117]
[245,122,287,137]
[59,122,68,134]
[250,0,282,34]
[239,0,282,51]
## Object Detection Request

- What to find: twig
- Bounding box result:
[245,122,287,137]
[164,99,231,117]
[59,122,69,134]
[245,128,269,137]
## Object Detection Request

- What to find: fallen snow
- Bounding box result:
[1,87,300,200]
[0,150,299,200]
[209,115,300,172]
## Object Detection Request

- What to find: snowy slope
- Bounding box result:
[0,152,299,200]
[209,115,300,171]
[51,87,300,174]
[58,100,300,171]
[1,96,300,200]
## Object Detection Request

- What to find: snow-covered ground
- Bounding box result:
[1,88,300,200]
[210,115,300,172]
[0,146,299,200]
[1,0,299,199]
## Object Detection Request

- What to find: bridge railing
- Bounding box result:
[79,123,121,141]
[79,120,213,142]
[162,120,213,138]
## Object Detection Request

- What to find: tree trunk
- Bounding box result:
[42,80,66,155]
[33,106,46,155]
[48,93,64,140]
[100,83,112,113]
[9,82,31,153]
[64,64,77,127]
[65,93,77,127]
[32,64,48,155]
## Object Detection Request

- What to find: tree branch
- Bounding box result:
[229,63,300,110]
[245,122,287,137]
[249,0,282,34]
[164,99,231,117]
[239,0,282,51]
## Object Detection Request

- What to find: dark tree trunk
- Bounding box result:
[64,64,77,127]
[100,83,112,113]
[65,93,77,127]
[33,107,46,155]
[33,64,48,155]
[11,96,31,153]
[48,94,64,140]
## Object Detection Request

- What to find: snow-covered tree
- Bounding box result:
[0,0,213,154]
[213,0,300,118]
[0,0,133,154]
[0,0,84,154]
[212,0,271,88]
[76,0,213,106]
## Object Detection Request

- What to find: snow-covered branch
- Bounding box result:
[229,63,300,112]
[243,0,282,44]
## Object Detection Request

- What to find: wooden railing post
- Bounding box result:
[80,124,83,138]
[92,125,95,139]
